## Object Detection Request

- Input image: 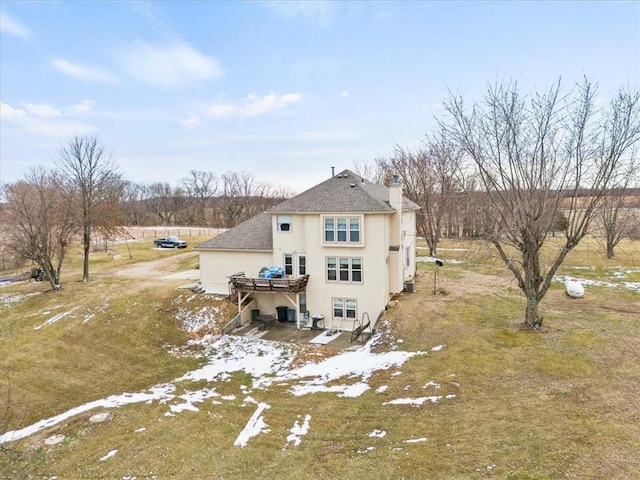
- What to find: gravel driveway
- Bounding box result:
[115,252,199,281]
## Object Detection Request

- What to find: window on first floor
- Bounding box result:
[333,298,357,319]
[327,257,362,283]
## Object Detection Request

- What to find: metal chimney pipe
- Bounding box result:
[331,166,335,177]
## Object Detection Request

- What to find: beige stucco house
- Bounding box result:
[196,169,419,332]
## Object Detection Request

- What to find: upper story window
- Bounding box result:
[350,218,360,242]
[284,254,293,276]
[298,254,306,275]
[277,214,292,232]
[324,217,361,244]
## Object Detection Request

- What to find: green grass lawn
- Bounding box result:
[1,237,639,479]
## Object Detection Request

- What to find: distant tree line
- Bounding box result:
[0,135,293,288]
[121,169,292,229]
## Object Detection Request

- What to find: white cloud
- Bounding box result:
[51,58,117,83]
[0,12,30,39]
[181,115,205,129]
[0,102,27,120]
[25,103,62,119]
[119,41,222,88]
[207,93,303,120]
[67,100,96,115]
[341,90,349,97]
[0,101,94,138]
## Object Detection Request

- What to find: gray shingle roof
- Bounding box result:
[196,211,273,250]
[196,169,419,251]
[269,169,419,213]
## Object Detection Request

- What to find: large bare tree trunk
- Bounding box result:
[57,135,120,283]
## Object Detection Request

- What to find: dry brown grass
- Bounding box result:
[1,236,639,479]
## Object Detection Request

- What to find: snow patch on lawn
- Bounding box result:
[0,293,25,307]
[234,402,270,448]
[284,414,311,447]
[174,305,221,336]
[383,396,443,406]
[416,256,463,264]
[34,307,79,330]
[404,437,427,443]
[168,388,220,413]
[0,333,439,445]
[0,384,176,444]
[99,449,118,461]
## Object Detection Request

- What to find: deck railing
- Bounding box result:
[228,272,310,294]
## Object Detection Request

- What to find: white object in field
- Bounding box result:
[565,278,584,298]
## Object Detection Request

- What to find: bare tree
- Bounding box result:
[181,170,218,226]
[352,159,387,184]
[92,173,127,251]
[441,79,640,328]
[599,164,639,258]
[56,135,121,282]
[4,169,76,290]
[145,182,175,225]
[218,171,245,227]
[376,140,461,256]
[121,181,145,226]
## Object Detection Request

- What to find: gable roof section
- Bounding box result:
[197,169,419,251]
[196,211,273,250]
[269,169,418,213]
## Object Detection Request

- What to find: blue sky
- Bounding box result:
[1,1,638,193]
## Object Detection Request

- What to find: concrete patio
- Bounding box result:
[229,319,367,350]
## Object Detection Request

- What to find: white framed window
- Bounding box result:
[339,257,349,281]
[350,218,360,242]
[333,298,357,319]
[298,254,306,275]
[277,214,292,232]
[324,218,335,242]
[327,257,337,281]
[326,257,362,283]
[352,258,362,282]
[284,254,293,276]
[324,216,361,244]
[337,218,347,242]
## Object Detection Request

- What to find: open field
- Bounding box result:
[1,236,639,479]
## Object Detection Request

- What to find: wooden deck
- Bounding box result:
[228,272,310,294]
